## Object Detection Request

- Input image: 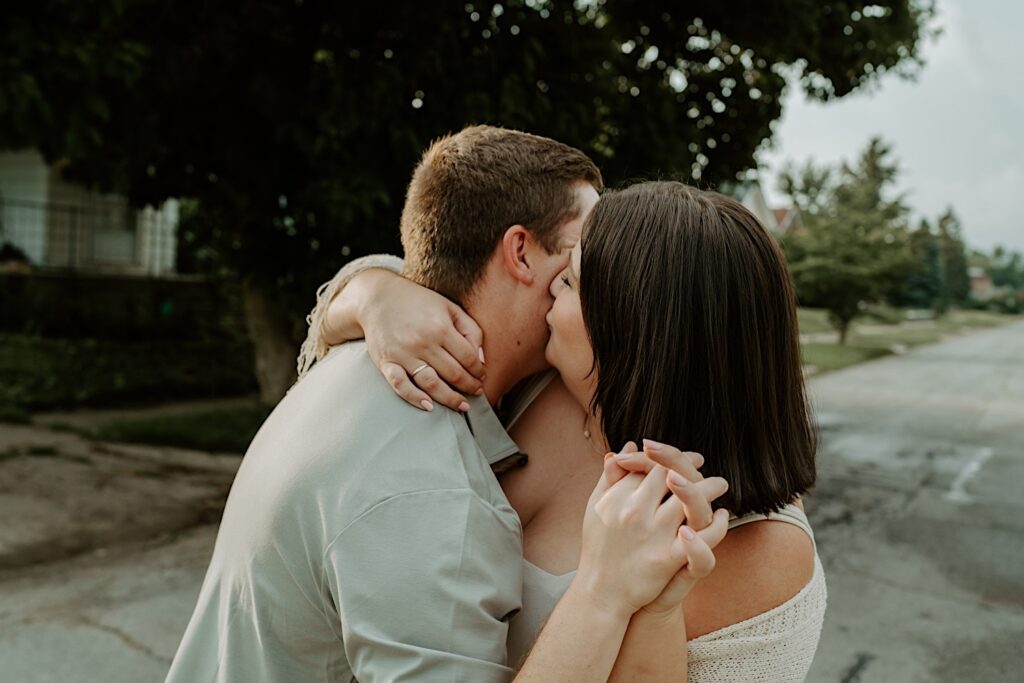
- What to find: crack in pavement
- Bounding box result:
[75,614,172,665]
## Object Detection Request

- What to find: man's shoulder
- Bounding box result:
[239,342,501,523]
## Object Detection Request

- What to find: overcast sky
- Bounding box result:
[757,0,1023,253]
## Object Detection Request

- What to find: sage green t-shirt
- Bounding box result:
[166,342,524,682]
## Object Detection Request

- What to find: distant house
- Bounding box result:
[968,266,995,301]
[0,150,177,275]
[772,206,804,235]
[721,178,802,237]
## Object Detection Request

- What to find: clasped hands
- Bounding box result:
[576,439,730,621]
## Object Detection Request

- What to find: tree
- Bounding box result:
[990,248,1024,290]
[780,138,914,343]
[890,218,944,310]
[2,1,937,401]
[936,208,970,308]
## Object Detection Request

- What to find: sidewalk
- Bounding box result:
[0,422,239,569]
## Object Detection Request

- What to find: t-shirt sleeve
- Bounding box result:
[324,488,523,683]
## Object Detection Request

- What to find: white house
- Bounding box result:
[734,180,781,234]
[0,150,177,275]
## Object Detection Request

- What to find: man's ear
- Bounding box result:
[500,225,535,286]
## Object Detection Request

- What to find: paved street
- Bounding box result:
[805,320,1024,682]
[0,321,1021,682]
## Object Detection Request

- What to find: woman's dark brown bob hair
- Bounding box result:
[580,181,816,515]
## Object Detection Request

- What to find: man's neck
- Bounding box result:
[467,305,537,406]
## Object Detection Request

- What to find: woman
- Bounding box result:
[302,181,826,680]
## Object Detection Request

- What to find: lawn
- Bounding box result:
[801,343,892,374]
[796,308,836,335]
[799,308,1021,375]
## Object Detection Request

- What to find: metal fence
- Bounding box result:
[0,196,176,275]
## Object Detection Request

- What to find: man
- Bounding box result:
[167,126,719,682]
[167,126,602,681]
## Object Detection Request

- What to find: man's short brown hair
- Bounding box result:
[400,125,602,302]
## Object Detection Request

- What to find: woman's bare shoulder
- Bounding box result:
[684,519,816,638]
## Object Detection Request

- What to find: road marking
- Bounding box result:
[946,447,993,503]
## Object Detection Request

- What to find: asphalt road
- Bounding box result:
[1,321,1021,682]
[804,320,1024,682]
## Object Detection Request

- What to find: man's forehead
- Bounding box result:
[555,182,599,248]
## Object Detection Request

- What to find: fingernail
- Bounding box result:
[420,399,434,412]
[458,401,471,413]
[604,452,616,460]
[613,451,634,462]
[479,347,486,364]
[642,438,664,452]
[475,386,485,396]
[668,471,688,487]
[679,526,696,541]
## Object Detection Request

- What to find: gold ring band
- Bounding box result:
[411,363,430,377]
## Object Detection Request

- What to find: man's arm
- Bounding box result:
[324,488,522,683]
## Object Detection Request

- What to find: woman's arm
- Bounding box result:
[514,453,730,683]
[608,443,731,682]
[609,608,688,682]
[297,256,487,410]
[296,254,404,379]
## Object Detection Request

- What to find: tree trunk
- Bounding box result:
[838,320,850,345]
[242,279,298,405]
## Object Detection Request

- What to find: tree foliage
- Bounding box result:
[891,218,944,310]
[2,0,936,397]
[780,138,914,342]
[935,208,970,308]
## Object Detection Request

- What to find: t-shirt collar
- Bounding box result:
[463,394,522,466]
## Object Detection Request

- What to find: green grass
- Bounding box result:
[938,309,1022,330]
[87,401,272,454]
[796,308,834,335]
[801,343,893,374]
[798,308,1021,375]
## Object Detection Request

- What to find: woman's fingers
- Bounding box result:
[602,451,632,487]
[665,475,729,531]
[696,508,731,551]
[381,361,435,412]
[678,526,717,579]
[447,303,486,379]
[634,464,671,510]
[409,365,470,413]
[421,346,484,398]
[590,452,632,501]
[643,440,704,481]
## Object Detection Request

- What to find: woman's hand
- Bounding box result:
[574,451,723,621]
[639,506,729,617]
[610,440,729,534]
[324,269,487,412]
